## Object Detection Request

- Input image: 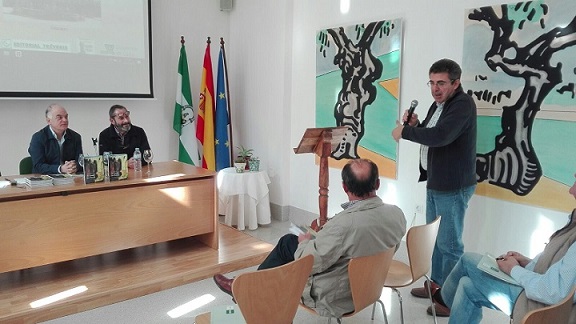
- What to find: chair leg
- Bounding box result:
[392,287,404,324]
[425,275,438,324]
[371,300,388,324]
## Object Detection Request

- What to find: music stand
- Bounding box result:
[293,126,347,228]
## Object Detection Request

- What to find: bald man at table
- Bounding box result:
[28,104,83,174]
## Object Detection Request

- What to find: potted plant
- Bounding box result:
[236,145,254,171]
[233,156,247,173]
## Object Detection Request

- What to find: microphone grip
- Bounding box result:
[403,107,416,126]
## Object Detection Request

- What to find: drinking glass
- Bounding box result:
[143,149,153,174]
[78,154,85,168]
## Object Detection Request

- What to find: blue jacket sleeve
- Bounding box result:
[28,131,60,174]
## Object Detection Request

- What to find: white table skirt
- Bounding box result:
[217,167,271,230]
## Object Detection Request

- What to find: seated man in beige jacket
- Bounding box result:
[213,158,407,318]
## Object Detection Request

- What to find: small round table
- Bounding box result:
[217,167,271,230]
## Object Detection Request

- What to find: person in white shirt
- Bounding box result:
[436,172,576,323]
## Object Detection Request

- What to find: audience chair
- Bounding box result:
[299,247,396,324]
[511,285,576,324]
[379,216,441,324]
[195,254,314,324]
[19,156,33,175]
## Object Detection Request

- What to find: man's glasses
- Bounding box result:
[113,111,131,120]
[427,80,456,88]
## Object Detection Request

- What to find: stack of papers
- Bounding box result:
[289,222,317,238]
[24,175,53,188]
[477,253,520,285]
[50,174,75,185]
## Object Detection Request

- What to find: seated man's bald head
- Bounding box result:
[341,159,380,198]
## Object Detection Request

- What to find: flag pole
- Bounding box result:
[220,37,233,166]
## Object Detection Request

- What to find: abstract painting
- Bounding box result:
[462,0,576,211]
[316,18,403,179]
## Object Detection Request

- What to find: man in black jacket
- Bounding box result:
[392,58,477,317]
[98,105,151,169]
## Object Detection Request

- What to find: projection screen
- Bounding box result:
[0,0,153,98]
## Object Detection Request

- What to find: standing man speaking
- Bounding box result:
[392,58,477,317]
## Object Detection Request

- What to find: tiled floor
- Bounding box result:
[43,217,509,323]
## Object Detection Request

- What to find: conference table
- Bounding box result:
[217,167,271,230]
[0,161,218,274]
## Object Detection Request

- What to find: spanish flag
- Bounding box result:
[196,38,216,170]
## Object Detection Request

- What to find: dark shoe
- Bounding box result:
[213,274,234,297]
[427,288,450,317]
[427,303,450,317]
[411,280,441,299]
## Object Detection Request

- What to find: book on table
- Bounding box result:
[477,253,520,286]
[83,155,105,184]
[107,153,128,181]
[24,175,53,187]
[49,173,75,185]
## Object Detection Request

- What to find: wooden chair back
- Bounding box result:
[348,247,395,315]
[232,254,314,324]
[407,216,441,281]
[520,285,575,324]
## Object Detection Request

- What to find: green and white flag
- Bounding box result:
[173,38,199,166]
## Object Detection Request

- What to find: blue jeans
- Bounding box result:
[441,252,523,324]
[426,185,475,286]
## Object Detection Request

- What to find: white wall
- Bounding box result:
[0,0,571,258]
[227,0,293,207]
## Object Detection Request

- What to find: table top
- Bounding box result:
[217,167,271,200]
[0,161,215,202]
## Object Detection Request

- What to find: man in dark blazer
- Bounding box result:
[28,104,83,174]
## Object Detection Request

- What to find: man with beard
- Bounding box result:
[28,104,83,174]
[98,105,151,169]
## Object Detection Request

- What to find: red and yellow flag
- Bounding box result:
[196,39,216,170]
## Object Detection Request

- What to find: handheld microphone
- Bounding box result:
[403,100,419,126]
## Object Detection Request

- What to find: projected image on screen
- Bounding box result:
[0,0,153,98]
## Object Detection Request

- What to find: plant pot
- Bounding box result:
[248,159,260,172]
[234,162,246,173]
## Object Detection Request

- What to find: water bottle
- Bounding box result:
[103,151,111,181]
[133,148,142,171]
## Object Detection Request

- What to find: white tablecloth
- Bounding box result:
[217,167,271,230]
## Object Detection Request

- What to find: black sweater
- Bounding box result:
[402,89,477,191]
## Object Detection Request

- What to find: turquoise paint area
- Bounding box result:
[316,51,400,161]
[478,116,576,186]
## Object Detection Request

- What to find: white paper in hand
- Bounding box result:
[477,253,520,286]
